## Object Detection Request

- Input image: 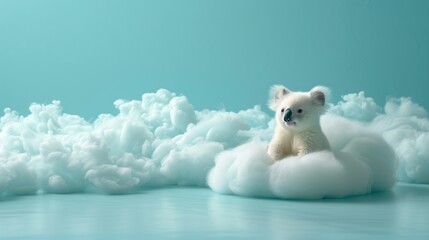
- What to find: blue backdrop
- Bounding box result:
[1,0,428,120]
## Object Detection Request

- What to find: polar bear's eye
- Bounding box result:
[297,109,303,114]
[281,108,285,113]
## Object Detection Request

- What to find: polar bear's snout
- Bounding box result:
[283,108,292,122]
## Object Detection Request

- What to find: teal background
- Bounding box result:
[1,0,428,120]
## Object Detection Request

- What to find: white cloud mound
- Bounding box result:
[332,93,429,183]
[0,90,256,195]
[0,88,427,198]
[208,115,396,199]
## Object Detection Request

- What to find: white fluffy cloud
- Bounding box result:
[0,89,427,198]
[332,93,429,183]
[208,115,396,199]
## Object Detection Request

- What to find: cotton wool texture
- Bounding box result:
[0,89,427,198]
[208,114,396,199]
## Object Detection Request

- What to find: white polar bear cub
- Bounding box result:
[267,85,331,161]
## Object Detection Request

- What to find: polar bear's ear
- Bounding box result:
[268,85,290,111]
[310,86,330,106]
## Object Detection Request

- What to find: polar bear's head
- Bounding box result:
[268,85,329,132]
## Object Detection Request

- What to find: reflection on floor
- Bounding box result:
[0,183,428,239]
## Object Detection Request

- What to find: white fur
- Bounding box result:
[267,85,331,160]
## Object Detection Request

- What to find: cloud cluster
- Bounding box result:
[0,90,262,195]
[0,88,427,198]
[208,115,396,199]
[332,93,429,183]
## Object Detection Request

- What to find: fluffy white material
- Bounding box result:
[332,93,429,183]
[208,115,396,199]
[0,89,426,198]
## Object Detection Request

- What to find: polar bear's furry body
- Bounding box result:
[267,85,330,161]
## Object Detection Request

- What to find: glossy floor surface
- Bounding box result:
[1,183,428,240]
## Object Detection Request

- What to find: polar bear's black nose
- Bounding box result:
[284,108,292,122]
